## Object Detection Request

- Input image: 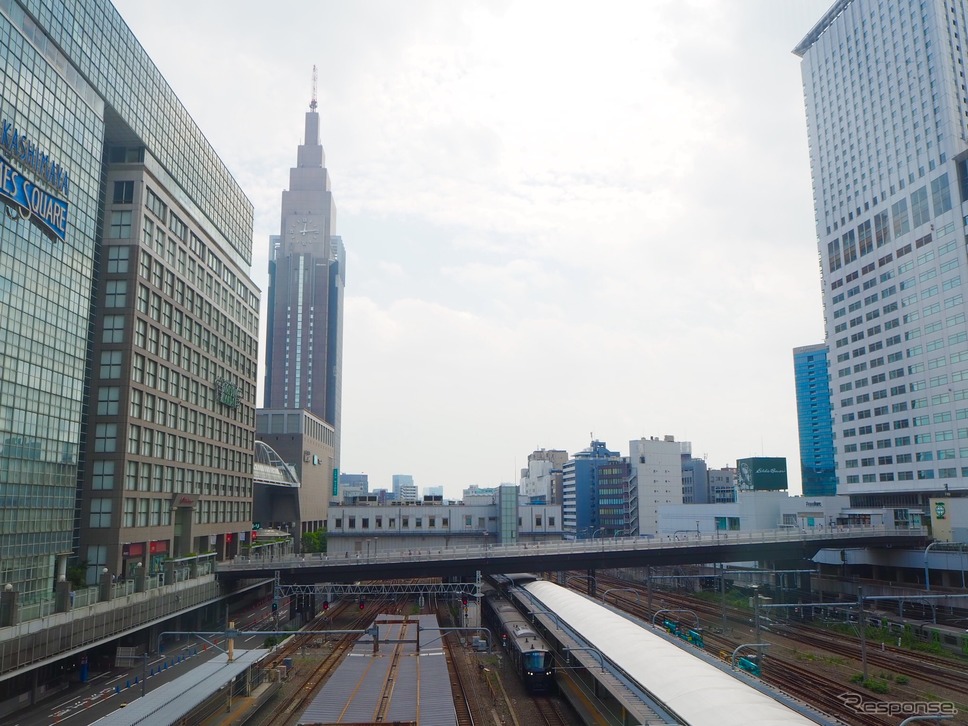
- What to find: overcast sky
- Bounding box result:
[113,0,834,499]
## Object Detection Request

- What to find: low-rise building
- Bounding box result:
[325,486,562,556]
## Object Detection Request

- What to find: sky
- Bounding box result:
[112,0,835,499]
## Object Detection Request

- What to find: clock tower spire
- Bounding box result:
[310,65,318,112]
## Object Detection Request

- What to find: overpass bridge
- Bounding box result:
[216,526,926,591]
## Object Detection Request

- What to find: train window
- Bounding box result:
[522,651,549,670]
[944,634,956,645]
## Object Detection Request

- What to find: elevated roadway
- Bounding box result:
[216,527,926,587]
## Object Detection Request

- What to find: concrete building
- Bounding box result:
[629,436,687,536]
[657,492,855,548]
[682,457,709,504]
[339,473,369,503]
[520,448,568,503]
[562,441,630,539]
[793,344,838,496]
[795,0,968,527]
[709,467,738,503]
[463,485,497,505]
[255,408,336,535]
[325,487,562,555]
[390,474,417,501]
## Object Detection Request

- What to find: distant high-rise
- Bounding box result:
[629,436,686,536]
[264,81,345,440]
[259,78,345,537]
[520,448,568,503]
[795,1,968,515]
[793,344,837,497]
[562,441,628,539]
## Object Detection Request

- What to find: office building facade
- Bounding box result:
[796,0,968,517]
[629,436,687,536]
[519,448,568,503]
[793,344,838,496]
[562,440,629,539]
[0,0,259,596]
[255,408,336,535]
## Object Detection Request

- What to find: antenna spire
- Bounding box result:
[310,65,318,112]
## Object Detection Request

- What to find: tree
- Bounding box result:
[301,528,327,553]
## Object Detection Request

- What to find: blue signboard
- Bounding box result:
[0,120,69,242]
[0,153,68,241]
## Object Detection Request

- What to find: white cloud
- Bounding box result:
[114,0,834,497]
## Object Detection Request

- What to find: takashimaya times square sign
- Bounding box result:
[0,119,69,242]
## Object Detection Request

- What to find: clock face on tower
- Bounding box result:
[287,217,320,244]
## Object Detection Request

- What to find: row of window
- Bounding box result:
[331,514,557,530]
[90,459,250,498]
[843,467,966,484]
[93,496,251,529]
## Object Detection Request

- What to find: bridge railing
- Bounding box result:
[214,525,925,571]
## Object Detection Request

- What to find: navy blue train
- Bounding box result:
[483,580,555,694]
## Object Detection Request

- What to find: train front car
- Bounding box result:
[510,626,555,694]
[485,591,555,694]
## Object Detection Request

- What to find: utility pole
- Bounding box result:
[858,585,867,680]
[720,562,727,633]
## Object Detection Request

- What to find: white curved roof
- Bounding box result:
[524,580,822,726]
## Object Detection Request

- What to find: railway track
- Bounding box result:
[534,696,570,726]
[768,659,887,726]
[560,571,966,725]
[442,628,475,726]
[258,602,380,726]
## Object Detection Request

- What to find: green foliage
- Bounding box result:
[301,529,327,553]
[850,673,890,693]
[66,561,87,589]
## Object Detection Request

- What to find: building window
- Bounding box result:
[97,386,120,416]
[113,180,134,204]
[99,350,123,379]
[89,498,112,528]
[92,461,115,490]
[107,245,130,273]
[104,280,127,307]
[102,315,125,343]
[109,210,132,238]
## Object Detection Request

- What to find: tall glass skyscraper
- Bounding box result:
[795,0,968,514]
[793,344,837,496]
[0,0,258,600]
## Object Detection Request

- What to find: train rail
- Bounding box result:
[562,570,968,724]
[533,696,570,726]
[442,626,475,726]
